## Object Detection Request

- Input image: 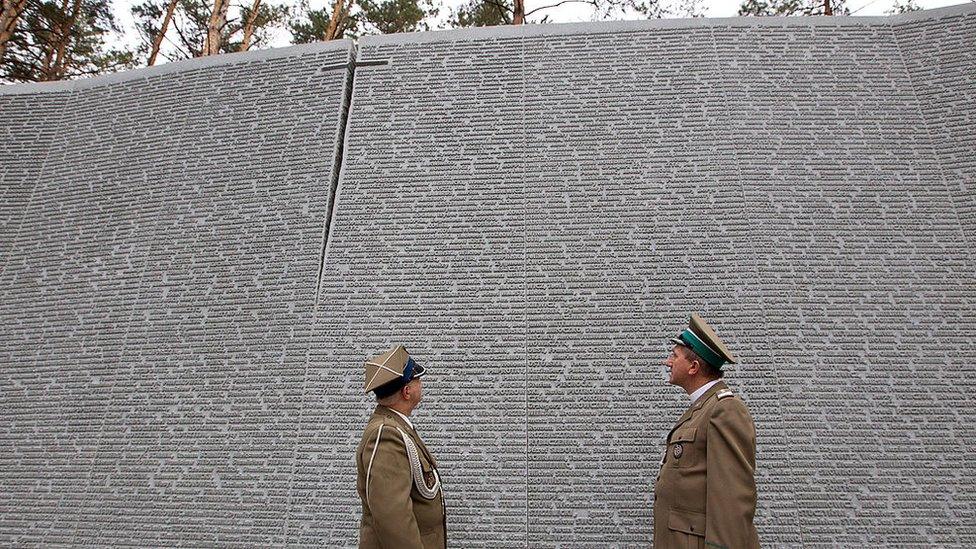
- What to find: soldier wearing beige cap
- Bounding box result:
[356,345,446,549]
[653,314,759,549]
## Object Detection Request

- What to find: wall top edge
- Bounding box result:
[889,1,974,23]
[1,1,971,95]
[0,39,354,95]
[360,2,974,46]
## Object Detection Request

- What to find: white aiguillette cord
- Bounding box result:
[396,426,441,500]
[365,424,441,505]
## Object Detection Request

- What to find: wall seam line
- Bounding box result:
[889,16,974,256]
[0,93,71,280]
[522,31,529,549]
[283,40,359,546]
[888,15,976,530]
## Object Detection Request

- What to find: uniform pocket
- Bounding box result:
[668,427,697,468]
[668,507,705,537]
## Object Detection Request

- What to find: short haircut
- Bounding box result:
[680,345,725,379]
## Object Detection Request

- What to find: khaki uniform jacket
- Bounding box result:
[653,381,759,549]
[356,406,446,549]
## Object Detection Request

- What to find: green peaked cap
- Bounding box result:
[670,313,737,369]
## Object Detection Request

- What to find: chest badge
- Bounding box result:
[673,443,683,459]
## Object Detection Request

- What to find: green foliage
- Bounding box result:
[289,2,354,42]
[237,1,290,47]
[446,0,700,28]
[290,0,437,41]
[131,0,289,61]
[448,0,511,27]
[132,0,197,58]
[738,0,849,16]
[359,0,437,34]
[2,0,135,82]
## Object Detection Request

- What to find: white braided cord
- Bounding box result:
[396,427,441,500]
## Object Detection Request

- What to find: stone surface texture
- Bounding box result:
[1,5,974,547]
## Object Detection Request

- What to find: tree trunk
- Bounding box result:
[149,0,179,66]
[39,0,69,79]
[204,0,227,56]
[0,0,28,63]
[513,0,525,24]
[338,0,352,32]
[239,0,260,51]
[51,0,83,79]
[824,0,832,15]
[323,0,346,40]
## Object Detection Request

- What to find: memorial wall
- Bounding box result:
[1,5,974,546]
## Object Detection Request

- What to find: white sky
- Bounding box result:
[110,0,969,60]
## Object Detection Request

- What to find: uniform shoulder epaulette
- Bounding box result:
[716,389,734,400]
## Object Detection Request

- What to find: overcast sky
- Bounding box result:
[111,0,970,59]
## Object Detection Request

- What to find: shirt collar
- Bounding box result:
[386,407,414,430]
[689,379,722,404]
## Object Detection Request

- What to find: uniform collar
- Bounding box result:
[668,380,730,438]
[689,379,722,404]
[376,405,414,431]
[388,407,414,430]
[691,380,728,411]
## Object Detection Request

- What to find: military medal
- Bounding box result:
[673,443,683,459]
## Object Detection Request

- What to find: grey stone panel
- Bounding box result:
[0,94,68,541]
[1,6,975,548]
[716,22,976,546]
[895,12,976,258]
[522,28,796,546]
[287,37,528,547]
[0,45,352,546]
[0,89,145,546]
[0,93,68,273]
[894,12,976,540]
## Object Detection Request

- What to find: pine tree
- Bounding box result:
[290,0,437,42]
[738,0,849,16]
[448,0,701,28]
[1,0,134,82]
[131,0,288,62]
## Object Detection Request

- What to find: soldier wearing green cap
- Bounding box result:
[653,314,759,549]
[356,345,446,549]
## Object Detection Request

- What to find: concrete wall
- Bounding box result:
[1,5,974,546]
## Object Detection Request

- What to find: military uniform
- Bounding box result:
[653,381,758,549]
[357,345,446,549]
[356,406,446,549]
[653,314,759,549]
